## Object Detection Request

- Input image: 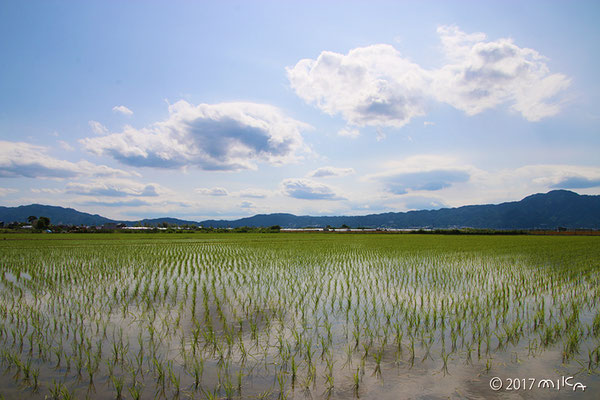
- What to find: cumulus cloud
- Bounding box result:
[89,120,108,135]
[433,26,571,121]
[0,141,134,179]
[287,26,569,130]
[65,179,162,197]
[281,178,343,200]
[308,166,355,178]
[112,105,133,115]
[195,187,229,196]
[288,44,429,128]
[81,101,310,171]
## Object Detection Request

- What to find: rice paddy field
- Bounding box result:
[0,233,599,399]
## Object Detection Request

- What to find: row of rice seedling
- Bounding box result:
[0,233,598,398]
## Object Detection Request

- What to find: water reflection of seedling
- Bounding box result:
[128,382,142,400]
[31,366,39,391]
[485,358,492,373]
[408,335,415,367]
[276,370,287,399]
[22,358,31,381]
[440,350,450,376]
[352,367,360,397]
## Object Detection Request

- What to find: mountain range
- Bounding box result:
[1,190,599,230]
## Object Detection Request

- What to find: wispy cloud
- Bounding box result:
[0,188,17,196]
[383,170,470,194]
[401,195,448,211]
[337,128,360,138]
[112,105,133,115]
[82,101,310,171]
[308,166,355,178]
[65,179,162,197]
[0,141,134,179]
[281,178,343,200]
[89,120,108,135]
[58,140,75,151]
[236,188,270,198]
[30,188,62,194]
[195,187,229,196]
[78,199,151,208]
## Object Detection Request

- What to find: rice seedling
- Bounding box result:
[111,375,124,399]
[0,233,598,398]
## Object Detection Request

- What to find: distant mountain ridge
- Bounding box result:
[0,204,198,227]
[0,204,114,226]
[1,190,599,229]
[201,190,600,229]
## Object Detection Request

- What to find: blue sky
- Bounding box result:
[1,1,599,220]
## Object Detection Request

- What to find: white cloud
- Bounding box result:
[65,179,162,197]
[373,161,600,207]
[400,195,448,211]
[81,101,310,171]
[432,26,571,121]
[30,188,62,194]
[368,155,475,195]
[435,163,600,206]
[337,127,360,138]
[0,141,134,179]
[383,170,470,194]
[287,26,570,130]
[504,164,600,190]
[288,44,429,128]
[236,188,270,198]
[112,105,133,115]
[195,187,229,196]
[373,155,471,175]
[58,140,75,151]
[308,166,355,178]
[78,199,151,208]
[89,120,108,135]
[281,178,343,200]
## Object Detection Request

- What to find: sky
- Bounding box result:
[1,0,599,221]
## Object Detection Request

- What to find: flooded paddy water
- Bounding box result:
[0,233,598,399]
